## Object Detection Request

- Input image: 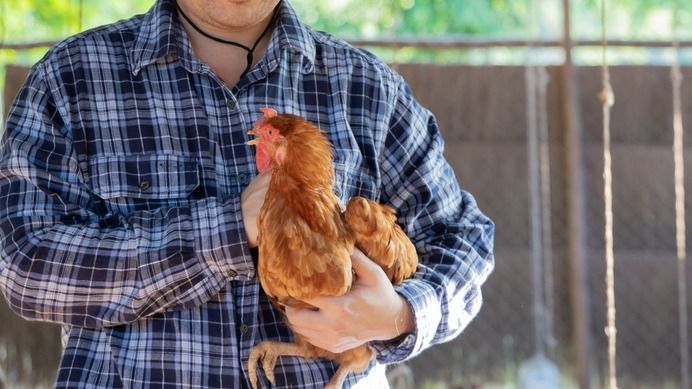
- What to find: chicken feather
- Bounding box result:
[247,110,418,389]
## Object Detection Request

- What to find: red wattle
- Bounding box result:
[255,146,272,173]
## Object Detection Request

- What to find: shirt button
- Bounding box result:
[228,269,237,277]
[333,187,342,198]
[227,100,236,110]
[238,173,249,185]
[139,180,151,191]
[239,324,249,334]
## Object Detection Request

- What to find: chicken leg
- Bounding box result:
[248,340,352,389]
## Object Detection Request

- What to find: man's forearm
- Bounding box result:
[0,190,253,328]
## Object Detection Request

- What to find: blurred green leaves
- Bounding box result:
[290,0,533,38]
[1,1,153,44]
[1,0,691,48]
[0,0,691,70]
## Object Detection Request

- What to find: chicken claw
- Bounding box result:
[248,340,320,389]
[248,341,278,388]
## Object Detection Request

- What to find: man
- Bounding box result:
[0,0,494,387]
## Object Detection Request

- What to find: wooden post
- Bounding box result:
[2,65,31,124]
[561,0,592,387]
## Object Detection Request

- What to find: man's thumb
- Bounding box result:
[351,248,381,281]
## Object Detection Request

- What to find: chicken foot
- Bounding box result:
[248,340,352,389]
[324,365,351,389]
[249,341,303,389]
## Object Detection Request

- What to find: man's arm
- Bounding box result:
[370,76,495,363]
[0,64,255,329]
[285,76,494,362]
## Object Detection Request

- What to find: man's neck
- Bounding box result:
[176,4,277,87]
[177,6,274,50]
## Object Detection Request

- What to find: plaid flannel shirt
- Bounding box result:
[0,1,494,387]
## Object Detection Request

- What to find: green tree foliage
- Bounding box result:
[2,0,690,46]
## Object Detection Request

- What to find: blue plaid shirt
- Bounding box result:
[0,1,494,387]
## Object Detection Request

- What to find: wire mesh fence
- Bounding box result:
[396,64,691,388]
[1,63,691,388]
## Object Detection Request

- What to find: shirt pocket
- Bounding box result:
[87,154,201,215]
[332,160,379,204]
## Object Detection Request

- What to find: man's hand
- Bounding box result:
[241,172,272,248]
[285,249,415,354]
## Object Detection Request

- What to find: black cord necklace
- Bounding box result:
[174,1,281,76]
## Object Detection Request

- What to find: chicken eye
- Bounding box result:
[268,129,273,136]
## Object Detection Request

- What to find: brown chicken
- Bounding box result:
[246,108,418,389]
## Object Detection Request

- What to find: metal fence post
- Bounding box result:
[561,0,592,388]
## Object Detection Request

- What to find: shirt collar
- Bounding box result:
[270,1,316,73]
[130,0,316,76]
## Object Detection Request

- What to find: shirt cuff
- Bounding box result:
[370,278,441,364]
[192,196,255,280]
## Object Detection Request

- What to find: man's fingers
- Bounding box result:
[287,323,312,337]
[351,248,381,281]
[240,171,274,247]
[301,295,341,310]
[257,171,272,184]
[285,304,321,326]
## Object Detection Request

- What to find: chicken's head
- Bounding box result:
[248,108,288,173]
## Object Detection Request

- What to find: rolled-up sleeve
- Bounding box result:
[0,64,254,329]
[370,76,495,363]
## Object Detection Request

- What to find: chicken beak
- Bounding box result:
[247,128,260,145]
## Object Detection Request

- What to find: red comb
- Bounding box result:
[260,107,278,118]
